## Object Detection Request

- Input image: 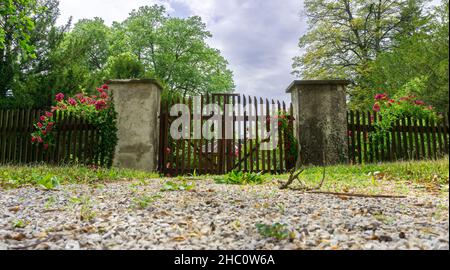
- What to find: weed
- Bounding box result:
[161,180,195,192]
[215,171,265,185]
[256,223,294,240]
[13,220,27,228]
[132,194,162,209]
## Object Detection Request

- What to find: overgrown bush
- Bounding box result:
[31,84,118,167]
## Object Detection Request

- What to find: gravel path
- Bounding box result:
[0,179,448,250]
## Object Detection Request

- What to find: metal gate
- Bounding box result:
[158,93,296,176]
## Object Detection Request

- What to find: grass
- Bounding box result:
[0,164,160,189]
[0,158,448,196]
[274,157,449,196]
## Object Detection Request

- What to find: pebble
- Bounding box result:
[0,180,448,250]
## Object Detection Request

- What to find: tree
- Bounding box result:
[358,0,449,112]
[292,0,428,101]
[113,5,235,95]
[52,17,110,94]
[0,0,42,97]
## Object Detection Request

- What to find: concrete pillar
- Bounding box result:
[287,80,350,167]
[107,79,162,172]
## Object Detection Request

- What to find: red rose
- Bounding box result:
[102,84,109,90]
[40,115,47,122]
[95,100,107,110]
[42,130,47,136]
[55,93,65,102]
[37,122,43,128]
[31,136,37,143]
[374,94,387,101]
[415,100,425,106]
[372,103,381,112]
[68,98,77,106]
[45,111,53,118]
[37,136,43,143]
[80,98,86,104]
[100,92,108,99]
[97,88,104,93]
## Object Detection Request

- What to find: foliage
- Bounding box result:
[255,223,294,240]
[293,0,424,80]
[112,5,235,96]
[131,194,162,209]
[358,0,449,112]
[36,174,60,190]
[276,157,449,195]
[0,0,68,107]
[294,0,448,112]
[215,171,264,185]
[371,92,440,144]
[106,52,145,79]
[161,180,195,192]
[31,84,118,167]
[0,165,160,188]
[277,111,298,168]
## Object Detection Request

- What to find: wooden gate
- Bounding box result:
[158,93,296,176]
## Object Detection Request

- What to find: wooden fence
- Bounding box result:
[159,94,296,176]
[347,111,449,164]
[0,109,101,165]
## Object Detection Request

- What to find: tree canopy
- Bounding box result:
[293,0,449,112]
[0,3,235,108]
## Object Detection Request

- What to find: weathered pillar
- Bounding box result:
[287,80,350,167]
[107,79,162,172]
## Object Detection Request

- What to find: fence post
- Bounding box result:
[287,80,350,167]
[107,79,163,172]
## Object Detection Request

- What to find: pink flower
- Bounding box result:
[45,111,53,118]
[37,136,43,143]
[100,92,108,99]
[165,148,171,154]
[80,98,87,104]
[95,100,106,110]
[51,106,59,112]
[55,93,64,102]
[97,87,104,93]
[37,122,43,128]
[374,94,388,101]
[40,115,47,122]
[68,98,77,106]
[372,103,381,112]
[415,100,425,106]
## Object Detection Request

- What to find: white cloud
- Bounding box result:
[57,0,307,101]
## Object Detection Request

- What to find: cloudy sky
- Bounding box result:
[57,0,307,101]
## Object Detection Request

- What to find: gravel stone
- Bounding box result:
[0,179,448,250]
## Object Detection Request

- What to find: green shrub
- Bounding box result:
[215,171,264,185]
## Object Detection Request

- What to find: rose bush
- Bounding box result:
[370,93,441,155]
[372,93,439,134]
[31,84,118,167]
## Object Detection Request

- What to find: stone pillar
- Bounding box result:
[107,79,162,172]
[287,80,350,167]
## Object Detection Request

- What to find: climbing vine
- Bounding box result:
[31,85,118,167]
